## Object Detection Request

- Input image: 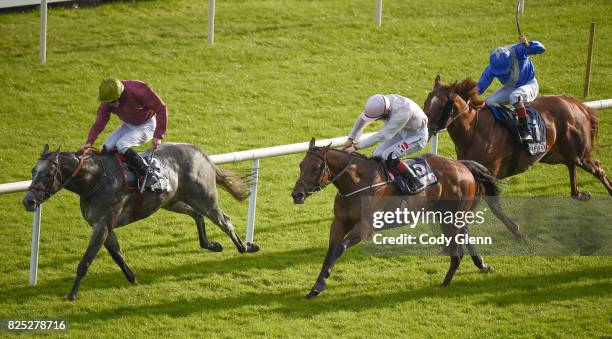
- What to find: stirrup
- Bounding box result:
[407,177,425,193]
[520,133,534,143]
[136,175,146,192]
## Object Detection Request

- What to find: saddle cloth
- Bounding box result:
[385,157,439,194]
[488,104,547,156]
[115,153,172,192]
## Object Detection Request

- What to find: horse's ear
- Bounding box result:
[434,74,441,88]
[322,142,332,153]
[309,137,316,150]
[41,144,49,156]
[54,146,61,160]
[468,84,479,101]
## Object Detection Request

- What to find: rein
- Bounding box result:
[299,149,392,198]
[445,98,471,127]
[337,181,390,198]
[443,96,481,157]
[461,104,480,155]
[61,147,98,188]
[433,94,482,156]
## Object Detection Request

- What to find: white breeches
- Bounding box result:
[102,117,156,153]
[485,78,539,106]
[372,127,428,160]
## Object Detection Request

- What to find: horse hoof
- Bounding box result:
[246,242,260,253]
[480,264,494,273]
[305,290,320,300]
[572,191,592,201]
[207,242,223,252]
[129,277,138,285]
[66,294,76,301]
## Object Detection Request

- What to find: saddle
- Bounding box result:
[115,152,172,192]
[487,104,547,155]
[382,157,439,195]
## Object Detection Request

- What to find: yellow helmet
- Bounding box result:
[98,78,124,102]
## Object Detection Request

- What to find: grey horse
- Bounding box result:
[22,143,259,301]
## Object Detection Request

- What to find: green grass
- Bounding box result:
[1,0,611,337]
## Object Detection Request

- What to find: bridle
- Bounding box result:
[432,93,472,135]
[27,147,99,203]
[298,150,392,198]
[298,150,353,195]
[432,93,482,155]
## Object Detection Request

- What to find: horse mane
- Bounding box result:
[316,147,371,161]
[450,78,483,106]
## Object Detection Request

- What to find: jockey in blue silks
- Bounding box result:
[476,35,545,142]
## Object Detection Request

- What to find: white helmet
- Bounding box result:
[362,94,390,121]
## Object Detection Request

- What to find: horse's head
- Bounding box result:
[292,138,332,204]
[423,75,481,139]
[23,145,64,211]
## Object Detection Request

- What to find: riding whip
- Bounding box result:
[515,0,525,36]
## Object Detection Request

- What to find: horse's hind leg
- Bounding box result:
[166,201,222,252]
[104,230,137,284]
[568,164,592,201]
[579,158,612,196]
[483,196,524,239]
[204,205,259,253]
[67,224,108,301]
[465,242,493,273]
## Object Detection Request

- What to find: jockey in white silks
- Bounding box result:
[343,94,428,192]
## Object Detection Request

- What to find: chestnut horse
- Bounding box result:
[292,138,523,299]
[423,76,612,200]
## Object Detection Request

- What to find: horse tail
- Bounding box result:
[460,160,525,239]
[460,160,500,198]
[214,166,252,202]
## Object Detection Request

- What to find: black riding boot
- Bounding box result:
[386,155,423,194]
[518,117,534,143]
[402,165,425,192]
[123,148,148,178]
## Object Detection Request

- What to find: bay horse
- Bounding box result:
[424,75,612,200]
[291,138,523,300]
[22,143,259,301]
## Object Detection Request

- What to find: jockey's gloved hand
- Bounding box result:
[345,145,357,154]
[518,35,529,47]
[152,137,161,149]
[80,143,92,153]
[342,138,354,150]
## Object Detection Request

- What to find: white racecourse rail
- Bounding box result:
[0,99,610,285]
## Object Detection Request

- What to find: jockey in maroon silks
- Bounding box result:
[82,78,168,177]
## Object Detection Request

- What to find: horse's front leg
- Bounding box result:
[67,223,109,301]
[442,240,464,287]
[306,219,359,300]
